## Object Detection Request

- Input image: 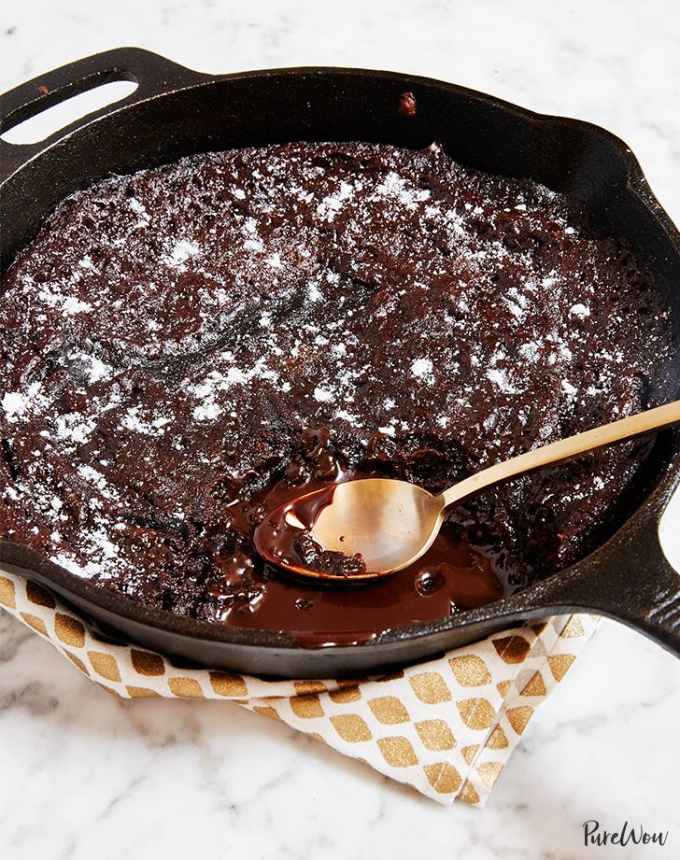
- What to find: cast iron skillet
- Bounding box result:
[1,48,680,677]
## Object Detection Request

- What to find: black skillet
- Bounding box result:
[1,48,679,677]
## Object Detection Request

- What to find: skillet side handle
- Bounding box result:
[0,47,206,182]
[538,489,680,658]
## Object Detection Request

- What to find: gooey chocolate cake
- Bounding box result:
[0,142,673,643]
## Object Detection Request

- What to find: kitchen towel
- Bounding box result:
[0,566,597,806]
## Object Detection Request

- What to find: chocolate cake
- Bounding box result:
[0,141,673,644]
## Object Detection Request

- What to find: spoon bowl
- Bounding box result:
[311,479,444,574]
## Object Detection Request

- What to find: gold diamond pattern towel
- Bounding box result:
[0,566,598,806]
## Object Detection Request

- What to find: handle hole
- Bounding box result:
[1,80,138,145]
[659,487,680,573]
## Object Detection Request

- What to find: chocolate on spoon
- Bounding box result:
[254,400,680,582]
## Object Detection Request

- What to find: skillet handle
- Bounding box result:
[537,484,680,658]
[0,47,206,181]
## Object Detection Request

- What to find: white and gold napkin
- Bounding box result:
[0,567,597,806]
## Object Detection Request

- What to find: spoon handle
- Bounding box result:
[439,399,680,509]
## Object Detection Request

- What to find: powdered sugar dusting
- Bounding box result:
[411,358,435,384]
[0,140,672,599]
[164,238,200,269]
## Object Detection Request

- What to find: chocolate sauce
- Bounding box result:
[254,485,369,578]
[247,519,501,647]
[223,465,503,646]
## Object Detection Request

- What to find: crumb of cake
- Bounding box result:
[399,91,417,118]
[294,531,367,577]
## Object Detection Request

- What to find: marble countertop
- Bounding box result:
[1,1,680,857]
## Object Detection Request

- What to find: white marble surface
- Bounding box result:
[1,1,680,857]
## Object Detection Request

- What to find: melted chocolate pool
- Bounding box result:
[233,465,502,645]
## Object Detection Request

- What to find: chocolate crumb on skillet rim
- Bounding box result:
[0,49,679,677]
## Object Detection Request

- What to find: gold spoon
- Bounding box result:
[255,400,680,581]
